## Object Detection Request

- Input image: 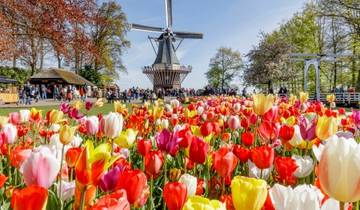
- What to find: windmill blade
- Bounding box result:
[165,0,173,28]
[174,31,203,39]
[130,23,164,33]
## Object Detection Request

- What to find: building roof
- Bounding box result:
[153,34,180,65]
[0,76,17,84]
[30,68,96,86]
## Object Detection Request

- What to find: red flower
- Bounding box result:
[279,125,294,143]
[189,136,208,164]
[178,126,193,148]
[117,169,148,206]
[163,182,187,210]
[145,150,164,178]
[274,156,298,185]
[0,173,7,188]
[251,146,274,169]
[262,190,275,210]
[213,147,238,178]
[196,178,205,195]
[90,189,130,210]
[220,194,235,210]
[10,146,31,168]
[258,121,279,143]
[65,147,82,168]
[137,139,152,156]
[11,185,48,210]
[241,132,254,147]
[240,118,249,129]
[200,122,213,136]
[233,145,251,163]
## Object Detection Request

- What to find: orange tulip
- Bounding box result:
[0,173,7,188]
[90,189,130,210]
[11,185,48,210]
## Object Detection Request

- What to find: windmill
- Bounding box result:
[130,0,203,91]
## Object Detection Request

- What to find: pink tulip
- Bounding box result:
[20,146,60,188]
[2,123,17,144]
[262,106,278,122]
[156,129,180,156]
[85,116,99,135]
[8,112,20,124]
[299,116,316,141]
[228,116,240,131]
[352,110,360,129]
[102,112,123,139]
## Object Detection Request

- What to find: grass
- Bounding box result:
[0,103,117,116]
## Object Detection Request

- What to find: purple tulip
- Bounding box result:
[68,107,84,120]
[85,101,93,111]
[99,165,124,192]
[352,110,360,129]
[60,102,70,114]
[299,116,316,141]
[156,129,180,156]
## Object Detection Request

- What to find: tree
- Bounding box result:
[79,65,102,86]
[244,33,292,92]
[205,47,243,90]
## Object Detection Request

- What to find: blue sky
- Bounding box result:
[117,0,308,89]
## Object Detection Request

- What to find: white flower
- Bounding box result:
[57,180,75,201]
[19,109,30,123]
[179,173,197,197]
[247,160,271,180]
[289,125,302,146]
[292,155,314,178]
[49,123,61,132]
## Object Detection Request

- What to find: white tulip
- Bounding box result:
[57,180,75,201]
[247,160,271,180]
[292,155,314,178]
[289,125,302,146]
[179,173,197,197]
[102,112,123,139]
[2,123,17,144]
[19,109,30,123]
[49,123,61,132]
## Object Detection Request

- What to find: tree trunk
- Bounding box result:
[57,55,62,68]
[268,80,272,93]
[12,54,16,69]
[39,40,44,71]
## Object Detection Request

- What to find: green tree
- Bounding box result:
[79,65,102,86]
[205,47,243,90]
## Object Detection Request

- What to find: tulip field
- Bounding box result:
[0,93,359,210]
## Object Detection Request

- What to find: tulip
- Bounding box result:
[299,92,309,104]
[163,182,188,210]
[316,116,337,141]
[0,173,7,188]
[57,180,75,201]
[352,110,360,129]
[2,123,17,144]
[59,125,77,145]
[269,184,321,210]
[258,121,279,143]
[115,128,138,148]
[213,147,238,178]
[228,116,240,131]
[179,173,197,197]
[30,108,42,121]
[189,136,209,164]
[241,132,254,147]
[9,112,20,124]
[11,185,48,210]
[90,189,130,210]
[274,156,298,185]
[20,146,60,188]
[252,94,274,115]
[85,101,93,111]
[318,135,360,202]
[200,121,213,136]
[102,112,123,139]
[183,196,226,210]
[231,176,267,210]
[65,147,82,168]
[19,109,30,123]
[85,116,99,135]
[251,145,274,169]
[47,110,64,124]
[299,116,316,141]
[138,139,152,156]
[288,125,303,147]
[233,145,251,163]
[248,160,272,180]
[292,155,314,178]
[279,125,294,143]
[263,106,278,122]
[99,165,124,192]
[145,150,164,178]
[326,94,336,103]
[117,169,149,206]
[156,129,180,156]
[178,127,193,148]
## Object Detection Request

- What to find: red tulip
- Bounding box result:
[233,145,251,163]
[145,150,164,178]
[251,146,274,169]
[200,122,213,136]
[137,139,152,156]
[279,125,294,143]
[90,189,130,210]
[274,156,298,185]
[241,132,254,147]
[220,194,235,210]
[0,173,7,188]
[117,169,148,206]
[262,106,278,122]
[213,147,238,178]
[258,120,279,143]
[189,136,209,164]
[163,182,187,210]
[178,127,193,148]
[262,191,275,210]
[241,118,249,129]
[65,147,82,168]
[11,185,48,210]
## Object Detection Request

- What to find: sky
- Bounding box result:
[117,0,308,90]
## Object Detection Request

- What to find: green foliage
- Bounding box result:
[205,47,243,90]
[79,65,102,86]
[0,66,30,84]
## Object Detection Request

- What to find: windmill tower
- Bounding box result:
[131,0,203,91]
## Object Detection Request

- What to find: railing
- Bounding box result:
[311,92,360,105]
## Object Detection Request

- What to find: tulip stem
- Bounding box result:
[79,187,86,210]
[59,144,65,210]
[340,202,345,210]
[8,146,11,184]
[356,201,359,210]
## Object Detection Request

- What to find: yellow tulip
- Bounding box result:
[252,94,274,115]
[231,176,267,210]
[183,196,226,210]
[48,110,64,124]
[59,125,77,145]
[280,116,296,126]
[152,106,164,119]
[30,108,42,121]
[316,116,338,140]
[94,98,106,108]
[114,101,127,114]
[72,100,83,110]
[326,94,336,103]
[114,128,138,148]
[0,116,9,127]
[289,94,297,105]
[299,92,309,104]
[184,108,196,118]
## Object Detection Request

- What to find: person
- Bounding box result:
[41,84,47,100]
